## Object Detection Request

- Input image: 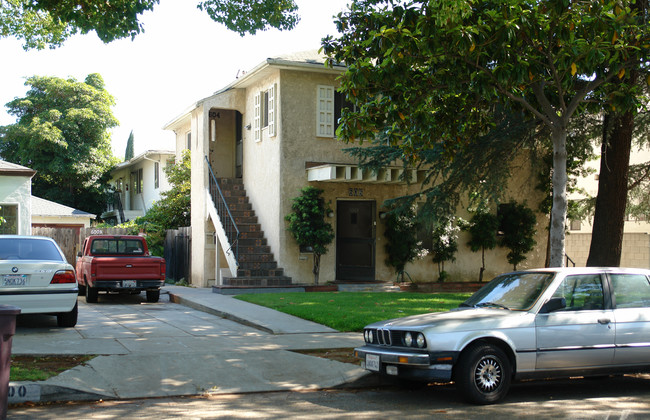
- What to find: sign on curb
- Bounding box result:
[8,383,41,404]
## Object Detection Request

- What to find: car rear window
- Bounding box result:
[91,238,145,255]
[0,238,64,261]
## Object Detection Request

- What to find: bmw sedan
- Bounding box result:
[0,236,78,327]
[355,267,650,404]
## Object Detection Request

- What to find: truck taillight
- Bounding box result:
[161,261,166,280]
[51,270,76,284]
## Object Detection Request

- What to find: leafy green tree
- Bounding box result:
[383,206,422,283]
[0,73,119,215]
[430,216,459,281]
[0,0,299,49]
[466,211,499,282]
[323,0,650,267]
[285,186,335,285]
[498,202,537,270]
[125,130,134,161]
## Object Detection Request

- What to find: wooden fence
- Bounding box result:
[32,227,79,265]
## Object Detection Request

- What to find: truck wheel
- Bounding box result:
[78,282,86,296]
[454,343,511,404]
[85,284,99,303]
[57,301,78,328]
[146,289,160,303]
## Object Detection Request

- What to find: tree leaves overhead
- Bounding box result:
[0,0,159,49]
[0,73,119,214]
[198,0,299,36]
[0,0,300,49]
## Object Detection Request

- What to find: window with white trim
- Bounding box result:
[317,85,335,137]
[254,92,261,142]
[254,84,277,141]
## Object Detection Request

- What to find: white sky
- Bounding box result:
[0,0,349,160]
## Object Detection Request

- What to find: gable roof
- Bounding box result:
[164,50,346,131]
[31,196,96,219]
[0,160,36,177]
[112,149,175,172]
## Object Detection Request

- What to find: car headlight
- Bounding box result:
[365,329,374,343]
[404,332,413,347]
[416,333,426,348]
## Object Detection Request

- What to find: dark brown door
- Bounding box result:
[336,200,376,281]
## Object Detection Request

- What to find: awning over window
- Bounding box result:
[306,163,425,184]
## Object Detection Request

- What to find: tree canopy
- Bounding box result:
[0,73,119,214]
[0,0,299,49]
[323,0,650,267]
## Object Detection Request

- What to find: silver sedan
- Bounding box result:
[0,235,78,327]
[355,267,650,404]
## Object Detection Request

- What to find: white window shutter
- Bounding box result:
[268,84,276,137]
[317,85,334,137]
[254,92,261,142]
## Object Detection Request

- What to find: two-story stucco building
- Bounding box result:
[164,51,547,288]
[101,150,175,224]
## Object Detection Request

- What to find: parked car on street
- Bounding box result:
[76,235,166,303]
[0,236,78,327]
[355,267,650,404]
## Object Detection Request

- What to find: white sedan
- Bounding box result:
[0,236,78,327]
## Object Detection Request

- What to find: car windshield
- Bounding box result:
[461,272,555,311]
[0,238,63,261]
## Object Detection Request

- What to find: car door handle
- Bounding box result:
[598,318,611,325]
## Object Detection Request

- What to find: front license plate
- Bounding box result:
[2,275,27,286]
[122,280,137,288]
[366,354,380,372]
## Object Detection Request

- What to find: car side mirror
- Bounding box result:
[540,297,566,313]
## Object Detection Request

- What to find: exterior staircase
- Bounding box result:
[212,178,292,292]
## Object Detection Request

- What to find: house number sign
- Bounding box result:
[348,188,364,197]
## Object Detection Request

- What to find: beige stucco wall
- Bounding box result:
[0,175,32,235]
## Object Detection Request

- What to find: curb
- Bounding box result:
[8,382,109,405]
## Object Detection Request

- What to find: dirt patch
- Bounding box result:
[294,348,359,365]
[10,355,94,381]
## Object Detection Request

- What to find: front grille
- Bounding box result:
[365,328,415,348]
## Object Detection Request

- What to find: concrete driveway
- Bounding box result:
[9,288,366,403]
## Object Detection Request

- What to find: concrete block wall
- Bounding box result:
[565,232,650,268]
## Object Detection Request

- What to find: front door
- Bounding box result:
[336,200,375,281]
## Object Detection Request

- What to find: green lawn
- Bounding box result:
[235,292,471,332]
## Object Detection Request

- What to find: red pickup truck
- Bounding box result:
[76,235,166,303]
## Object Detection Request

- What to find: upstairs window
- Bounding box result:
[254,84,276,142]
[317,85,354,138]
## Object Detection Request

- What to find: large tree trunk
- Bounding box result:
[586,110,634,267]
[549,129,568,267]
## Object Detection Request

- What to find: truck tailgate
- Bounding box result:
[94,257,163,280]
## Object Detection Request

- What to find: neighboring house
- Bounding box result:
[164,50,547,288]
[31,196,96,232]
[567,146,650,268]
[101,150,175,224]
[0,160,36,235]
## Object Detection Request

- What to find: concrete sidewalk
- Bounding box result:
[8,286,369,405]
